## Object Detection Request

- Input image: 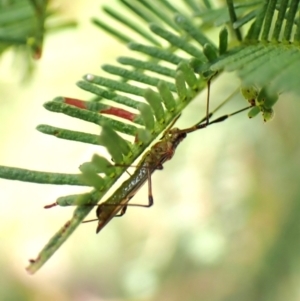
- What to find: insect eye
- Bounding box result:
[96,205,102,217]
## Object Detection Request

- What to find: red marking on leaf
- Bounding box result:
[63,98,87,109]
[28,255,40,264]
[33,46,42,59]
[62,220,71,233]
[44,202,57,209]
[101,107,136,121]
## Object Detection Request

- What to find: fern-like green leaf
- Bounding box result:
[1,0,299,273]
[211,0,300,94]
[0,0,77,79]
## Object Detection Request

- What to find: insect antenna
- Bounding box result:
[177,81,253,135]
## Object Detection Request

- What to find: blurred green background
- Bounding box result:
[1,1,300,301]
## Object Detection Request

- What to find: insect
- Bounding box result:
[83,82,253,233]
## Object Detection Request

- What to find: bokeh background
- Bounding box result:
[1,1,300,301]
